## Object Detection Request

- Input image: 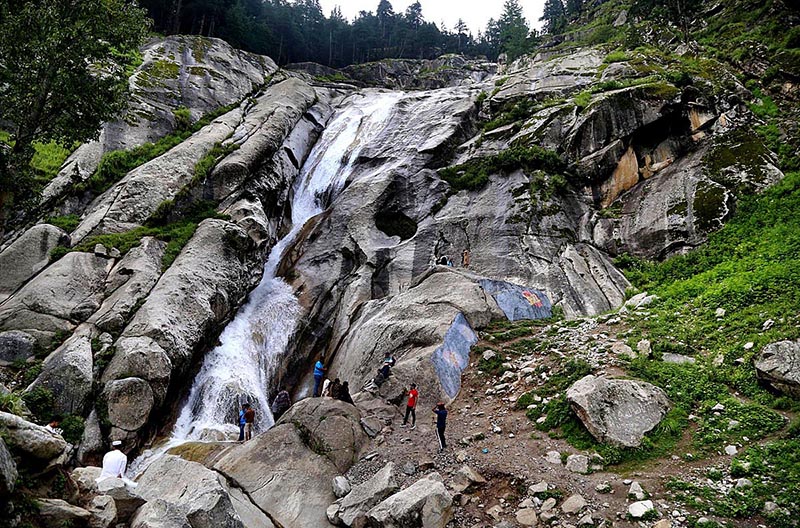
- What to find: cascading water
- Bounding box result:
[166,90,403,445]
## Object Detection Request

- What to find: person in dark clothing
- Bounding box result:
[271,388,291,421]
[237,403,248,442]
[244,404,256,441]
[329,378,342,399]
[433,402,448,452]
[338,381,354,405]
[401,383,419,429]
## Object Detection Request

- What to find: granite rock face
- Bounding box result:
[755,340,800,397]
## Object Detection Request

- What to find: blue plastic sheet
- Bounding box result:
[479,279,552,321]
[431,313,478,399]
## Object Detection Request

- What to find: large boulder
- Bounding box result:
[96,478,146,521]
[0,437,18,497]
[365,473,454,528]
[755,340,800,397]
[37,498,92,526]
[0,330,36,366]
[0,411,69,463]
[136,454,269,528]
[101,219,258,445]
[337,462,400,526]
[566,375,670,447]
[0,252,112,347]
[277,397,368,472]
[42,35,277,208]
[27,333,93,415]
[0,223,69,303]
[213,422,342,528]
[130,499,191,528]
[87,237,167,334]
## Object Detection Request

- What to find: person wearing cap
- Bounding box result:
[97,440,130,483]
[433,402,448,452]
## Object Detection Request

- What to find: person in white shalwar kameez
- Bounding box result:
[97,440,137,487]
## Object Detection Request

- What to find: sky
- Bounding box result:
[317,0,547,35]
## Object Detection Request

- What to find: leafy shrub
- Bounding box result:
[59,415,85,444]
[574,90,592,110]
[172,106,192,130]
[438,146,569,191]
[604,50,629,63]
[45,215,80,232]
[22,387,54,423]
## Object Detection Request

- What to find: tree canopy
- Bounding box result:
[0,0,150,230]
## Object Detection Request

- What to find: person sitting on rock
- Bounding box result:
[44,415,63,436]
[97,441,135,486]
[337,381,354,405]
[271,388,291,421]
[321,377,332,397]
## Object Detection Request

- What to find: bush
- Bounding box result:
[22,387,54,423]
[45,214,80,232]
[59,415,85,444]
[438,146,569,191]
[172,106,192,129]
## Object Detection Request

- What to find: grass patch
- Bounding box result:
[45,214,80,232]
[438,146,569,192]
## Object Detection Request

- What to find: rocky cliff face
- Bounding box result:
[0,32,786,528]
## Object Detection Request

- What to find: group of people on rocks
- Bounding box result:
[312,357,354,403]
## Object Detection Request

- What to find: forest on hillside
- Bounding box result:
[138,0,538,65]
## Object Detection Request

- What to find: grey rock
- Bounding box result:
[0,437,18,497]
[343,55,495,90]
[529,481,549,494]
[213,422,344,528]
[662,353,696,364]
[277,396,368,473]
[72,466,101,497]
[725,445,738,455]
[102,220,258,443]
[628,500,655,519]
[0,411,68,463]
[97,478,146,521]
[88,494,117,528]
[338,462,399,526]
[544,451,562,465]
[735,478,753,488]
[517,508,539,526]
[567,375,670,447]
[561,494,587,514]
[37,498,92,525]
[628,481,646,500]
[0,252,112,347]
[130,499,191,528]
[326,503,341,525]
[0,224,68,303]
[88,237,167,334]
[451,465,487,493]
[77,409,104,464]
[28,333,93,415]
[365,473,453,528]
[0,330,36,366]
[565,454,589,474]
[137,455,250,528]
[43,35,277,208]
[755,340,800,397]
[333,475,352,498]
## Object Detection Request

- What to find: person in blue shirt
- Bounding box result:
[237,403,248,441]
[313,358,327,397]
[433,402,448,452]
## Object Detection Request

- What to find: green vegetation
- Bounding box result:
[573,90,592,110]
[194,142,239,181]
[438,146,569,192]
[313,73,350,83]
[59,415,85,444]
[21,387,54,423]
[75,103,236,197]
[0,391,27,415]
[603,50,630,63]
[172,106,192,129]
[45,214,80,232]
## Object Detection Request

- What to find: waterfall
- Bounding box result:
[166,90,403,444]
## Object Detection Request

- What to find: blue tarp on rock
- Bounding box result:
[479,279,552,321]
[431,313,478,400]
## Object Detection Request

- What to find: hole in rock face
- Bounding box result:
[374,210,418,241]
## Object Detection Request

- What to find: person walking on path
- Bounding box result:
[271,388,291,421]
[401,384,419,429]
[237,403,248,441]
[244,403,255,441]
[313,358,327,397]
[433,402,448,452]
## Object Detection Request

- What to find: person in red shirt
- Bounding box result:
[401,383,419,429]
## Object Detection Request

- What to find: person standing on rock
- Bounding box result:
[433,402,448,452]
[237,403,248,441]
[313,357,327,397]
[244,403,255,441]
[462,249,470,267]
[401,383,419,429]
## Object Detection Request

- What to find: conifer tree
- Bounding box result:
[540,0,567,34]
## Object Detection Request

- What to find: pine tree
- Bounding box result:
[565,0,583,19]
[498,0,531,61]
[540,0,567,34]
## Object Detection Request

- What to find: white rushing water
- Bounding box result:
[138,90,404,462]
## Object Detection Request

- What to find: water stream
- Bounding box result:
[130,90,403,473]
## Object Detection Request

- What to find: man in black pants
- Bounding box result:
[433,402,448,452]
[401,383,419,429]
